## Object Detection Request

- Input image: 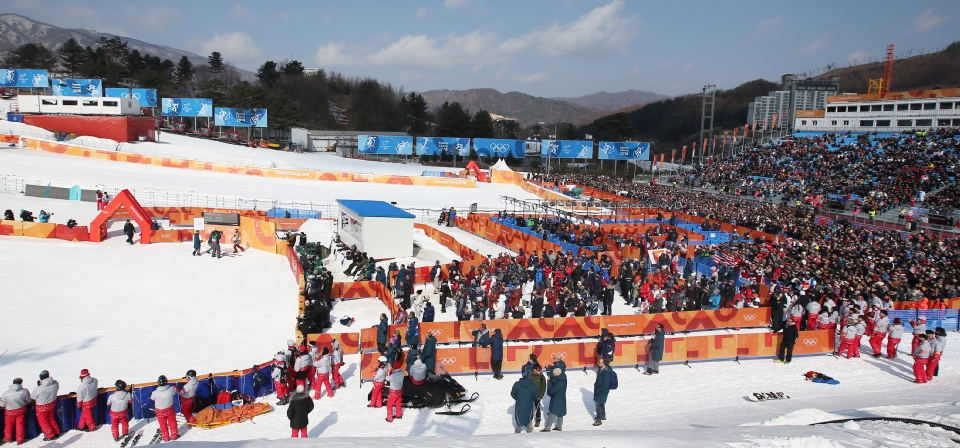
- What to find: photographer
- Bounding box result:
[37,210,52,223]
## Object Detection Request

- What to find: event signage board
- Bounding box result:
[0,69,49,88]
[541,140,594,159]
[161,98,213,117]
[214,108,269,128]
[416,137,470,156]
[358,135,414,155]
[598,141,651,160]
[51,79,102,97]
[473,138,525,158]
[105,88,158,107]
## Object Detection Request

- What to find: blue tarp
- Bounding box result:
[266,208,322,219]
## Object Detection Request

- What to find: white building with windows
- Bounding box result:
[793,88,960,132]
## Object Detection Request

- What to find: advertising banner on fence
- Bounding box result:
[0,69,49,88]
[214,107,269,127]
[541,140,594,159]
[51,78,102,97]
[473,138,525,158]
[105,88,158,107]
[161,98,213,117]
[358,135,414,155]
[598,141,651,160]
[416,137,470,156]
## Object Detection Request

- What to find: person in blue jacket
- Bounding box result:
[37,210,51,223]
[421,333,437,372]
[421,301,436,323]
[542,361,567,431]
[592,359,612,426]
[376,313,389,354]
[375,266,387,287]
[405,347,421,375]
[510,369,538,433]
[596,329,616,365]
[645,323,665,375]
[708,288,721,310]
[192,230,202,256]
[490,328,504,379]
[446,207,456,227]
[405,312,420,350]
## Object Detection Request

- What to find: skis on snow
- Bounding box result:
[147,429,162,445]
[128,430,148,447]
[435,403,470,415]
[748,391,790,402]
[119,430,142,448]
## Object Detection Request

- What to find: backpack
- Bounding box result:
[608,368,618,390]
[251,367,270,389]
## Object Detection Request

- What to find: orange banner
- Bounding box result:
[239,217,277,253]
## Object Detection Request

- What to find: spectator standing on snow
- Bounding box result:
[510,369,538,433]
[211,229,222,258]
[927,328,947,379]
[870,310,890,357]
[645,324,665,375]
[368,356,388,408]
[542,363,566,432]
[331,340,345,389]
[150,375,179,442]
[530,364,546,428]
[313,347,334,399]
[286,385,314,438]
[596,329,616,365]
[108,380,132,441]
[385,365,404,422]
[430,260,442,294]
[592,359,612,426]
[271,354,289,405]
[179,370,198,425]
[447,207,457,227]
[232,230,245,253]
[776,319,799,364]
[913,333,931,384]
[96,190,104,210]
[31,370,60,441]
[910,315,927,353]
[192,230,201,256]
[887,318,905,359]
[76,369,99,432]
[377,313,389,354]
[2,378,31,445]
[490,328,504,379]
[122,220,135,244]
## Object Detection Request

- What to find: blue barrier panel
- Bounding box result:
[266,208,321,219]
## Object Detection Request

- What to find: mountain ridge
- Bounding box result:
[553,89,669,111]
[418,87,606,125]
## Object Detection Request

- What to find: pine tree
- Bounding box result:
[207,51,224,76]
[56,39,86,76]
[435,101,471,137]
[470,110,495,138]
[3,43,57,70]
[174,56,195,89]
[403,92,430,135]
[256,61,279,87]
[282,60,304,77]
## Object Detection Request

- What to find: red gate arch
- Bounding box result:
[89,189,153,244]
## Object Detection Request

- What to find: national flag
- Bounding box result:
[713,251,736,267]
[681,145,687,161]
[772,114,779,128]
[723,131,728,146]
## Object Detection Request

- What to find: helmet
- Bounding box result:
[115,380,127,391]
[185,370,197,378]
[378,356,387,363]
[157,375,168,386]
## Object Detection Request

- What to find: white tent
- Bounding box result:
[489,158,513,171]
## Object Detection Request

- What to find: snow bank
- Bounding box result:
[745,409,846,427]
[0,119,55,139]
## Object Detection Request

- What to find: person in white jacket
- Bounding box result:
[869,311,890,357]
[179,370,199,425]
[312,347,334,399]
[331,340,345,389]
[887,318,905,359]
[522,279,534,307]
[2,378,32,445]
[409,358,427,386]
[107,380,133,441]
[495,295,507,319]
[150,375,178,442]
[384,367,405,422]
[368,356,388,408]
[76,369,99,432]
[31,371,61,441]
[805,300,821,330]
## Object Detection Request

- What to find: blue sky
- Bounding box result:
[5,0,959,97]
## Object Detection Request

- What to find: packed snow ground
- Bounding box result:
[0,229,299,393]
[0,148,536,210]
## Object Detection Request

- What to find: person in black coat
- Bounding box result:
[490,328,504,380]
[531,294,544,318]
[122,219,136,244]
[286,385,314,438]
[777,319,799,364]
[770,289,787,333]
[422,302,436,323]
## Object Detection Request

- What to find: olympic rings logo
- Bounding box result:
[549,352,568,360]
[439,357,457,366]
[489,143,510,151]
[743,314,757,321]
[803,339,818,347]
[428,329,443,336]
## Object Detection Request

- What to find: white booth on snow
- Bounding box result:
[336,199,414,259]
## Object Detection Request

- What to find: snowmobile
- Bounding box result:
[367,373,478,415]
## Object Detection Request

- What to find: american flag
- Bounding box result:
[713,251,737,267]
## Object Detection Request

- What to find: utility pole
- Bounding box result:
[699,84,716,166]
